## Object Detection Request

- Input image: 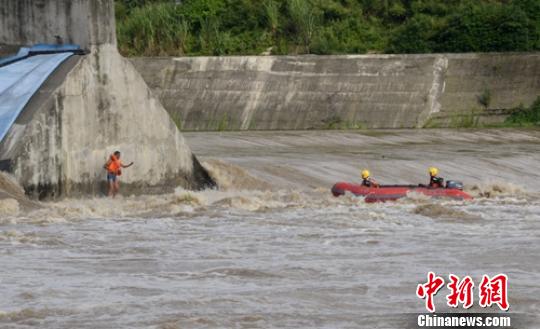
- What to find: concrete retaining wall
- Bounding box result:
[433,53,540,126]
[131,53,540,130]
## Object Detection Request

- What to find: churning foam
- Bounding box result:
[466,181,529,198]
[0,198,19,216]
[0,160,536,222]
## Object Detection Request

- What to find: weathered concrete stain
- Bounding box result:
[0,0,116,49]
[417,55,448,127]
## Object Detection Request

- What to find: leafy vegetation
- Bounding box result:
[477,88,492,109]
[505,97,540,126]
[115,0,540,56]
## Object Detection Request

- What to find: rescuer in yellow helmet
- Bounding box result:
[428,167,444,188]
[361,169,379,188]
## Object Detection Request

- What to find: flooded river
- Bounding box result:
[0,129,539,328]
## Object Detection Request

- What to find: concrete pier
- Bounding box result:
[0,0,214,199]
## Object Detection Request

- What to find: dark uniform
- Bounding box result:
[362,178,376,187]
[429,176,444,188]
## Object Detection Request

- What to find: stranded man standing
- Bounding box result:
[104,151,134,197]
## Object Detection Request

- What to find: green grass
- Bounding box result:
[422,110,482,129]
[429,96,540,129]
[216,113,230,131]
[170,111,183,130]
[477,88,492,109]
[504,96,540,127]
[321,115,366,130]
[449,110,481,128]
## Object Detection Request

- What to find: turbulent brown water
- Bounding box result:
[0,129,539,328]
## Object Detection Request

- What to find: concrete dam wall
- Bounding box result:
[0,0,213,199]
[131,53,540,130]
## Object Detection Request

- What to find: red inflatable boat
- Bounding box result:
[331,182,473,203]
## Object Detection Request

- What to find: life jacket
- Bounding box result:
[430,176,444,188]
[107,155,122,175]
[362,178,375,187]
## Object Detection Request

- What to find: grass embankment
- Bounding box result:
[424,96,540,129]
[115,0,540,57]
[504,97,540,127]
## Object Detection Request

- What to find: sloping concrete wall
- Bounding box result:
[131,53,540,130]
[0,0,214,198]
[432,53,540,126]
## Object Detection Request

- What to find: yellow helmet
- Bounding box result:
[429,167,439,177]
[361,169,370,179]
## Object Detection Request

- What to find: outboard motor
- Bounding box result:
[446,180,464,190]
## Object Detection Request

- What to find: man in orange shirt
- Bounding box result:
[104,151,134,197]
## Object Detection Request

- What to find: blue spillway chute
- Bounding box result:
[0,52,75,143]
[29,44,83,55]
[0,44,84,143]
[0,44,84,68]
